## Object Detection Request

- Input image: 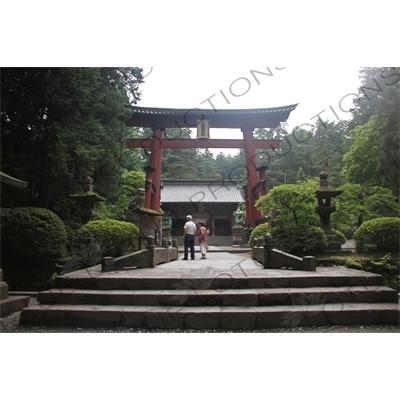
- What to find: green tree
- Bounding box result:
[308,120,350,188]
[332,184,400,232]
[0,67,144,216]
[215,151,247,184]
[124,127,150,172]
[96,170,146,220]
[350,67,400,126]
[344,67,400,197]
[161,128,199,179]
[196,149,222,180]
[256,179,319,226]
[343,115,399,197]
[296,167,306,182]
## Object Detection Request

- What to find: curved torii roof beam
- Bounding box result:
[125,104,298,130]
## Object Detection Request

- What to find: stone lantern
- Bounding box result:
[315,172,343,251]
[69,177,106,225]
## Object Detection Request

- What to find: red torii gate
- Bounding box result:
[125,104,298,228]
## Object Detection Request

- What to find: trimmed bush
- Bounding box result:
[0,207,69,290]
[270,225,328,256]
[332,229,347,245]
[354,217,400,253]
[1,207,68,257]
[248,223,270,247]
[77,220,139,258]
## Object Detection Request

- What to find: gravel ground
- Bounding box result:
[10,324,400,333]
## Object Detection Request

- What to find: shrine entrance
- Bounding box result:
[125,104,298,228]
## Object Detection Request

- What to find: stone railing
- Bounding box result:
[252,234,316,272]
[101,236,179,272]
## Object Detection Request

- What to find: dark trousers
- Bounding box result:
[184,234,195,260]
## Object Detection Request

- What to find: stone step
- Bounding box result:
[54,271,384,291]
[20,303,399,330]
[0,295,30,317]
[37,286,399,307]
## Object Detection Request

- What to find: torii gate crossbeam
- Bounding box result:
[126,139,281,150]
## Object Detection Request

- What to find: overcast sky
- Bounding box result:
[137,67,361,155]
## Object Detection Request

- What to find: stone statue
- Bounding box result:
[128,188,146,210]
[83,176,93,193]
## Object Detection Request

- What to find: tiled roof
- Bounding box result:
[126,104,298,129]
[130,105,298,116]
[161,180,244,203]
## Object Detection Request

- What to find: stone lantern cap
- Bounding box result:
[316,171,343,198]
[69,192,106,203]
[69,176,106,203]
[133,207,163,217]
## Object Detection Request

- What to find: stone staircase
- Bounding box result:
[20,265,399,330]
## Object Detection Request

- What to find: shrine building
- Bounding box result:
[160,179,245,242]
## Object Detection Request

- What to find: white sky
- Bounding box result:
[138,67,361,155]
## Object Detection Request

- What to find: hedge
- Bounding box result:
[248,223,270,246]
[1,207,68,258]
[269,225,328,256]
[76,220,139,258]
[354,217,400,253]
[0,207,69,290]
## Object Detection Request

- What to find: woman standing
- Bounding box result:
[197,221,208,259]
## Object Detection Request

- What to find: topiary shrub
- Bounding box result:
[76,220,139,258]
[0,207,69,290]
[354,217,400,253]
[248,223,270,247]
[1,207,68,258]
[332,229,347,245]
[270,225,328,256]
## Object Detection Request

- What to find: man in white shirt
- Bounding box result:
[182,215,196,260]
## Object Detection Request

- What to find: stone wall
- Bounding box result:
[252,238,316,272]
[101,246,179,271]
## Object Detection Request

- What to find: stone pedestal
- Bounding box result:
[126,211,158,250]
[325,233,342,251]
[162,227,172,247]
[126,206,164,250]
[125,209,141,226]
[232,225,245,246]
[0,269,30,319]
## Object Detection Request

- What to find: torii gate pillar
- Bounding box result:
[242,127,262,227]
[144,125,164,212]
